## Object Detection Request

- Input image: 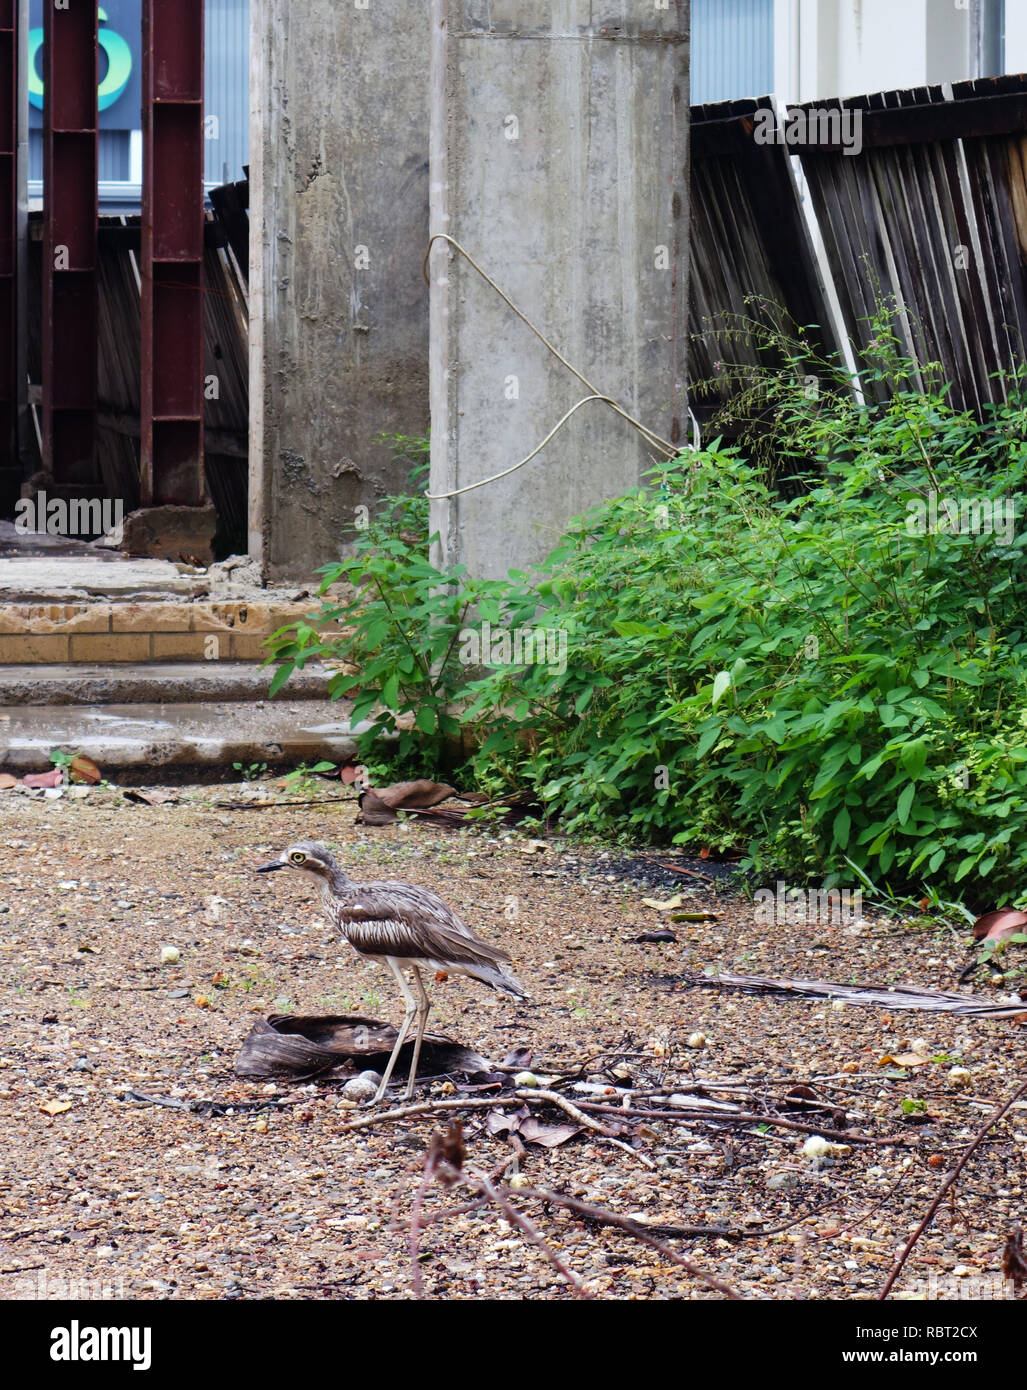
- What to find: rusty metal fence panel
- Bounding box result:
[689,95,838,430]
[41,0,98,490]
[689,77,1027,425]
[796,77,1027,413]
[140,0,205,507]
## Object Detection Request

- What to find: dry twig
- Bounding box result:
[877,1076,1027,1299]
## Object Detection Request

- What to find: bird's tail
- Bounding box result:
[464,960,530,1000]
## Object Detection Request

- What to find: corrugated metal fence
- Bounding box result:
[690,0,774,107]
[689,76,1027,423]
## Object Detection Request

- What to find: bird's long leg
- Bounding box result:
[403,964,431,1101]
[372,958,417,1104]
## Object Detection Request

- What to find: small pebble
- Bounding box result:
[342,1076,378,1103]
[766,1171,800,1191]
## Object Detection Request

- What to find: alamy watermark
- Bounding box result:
[14,490,123,543]
[901,1271,1013,1301]
[754,881,863,928]
[458,620,567,675]
[905,490,1015,545]
[50,1319,151,1371]
[753,105,863,156]
[13,1270,125,1300]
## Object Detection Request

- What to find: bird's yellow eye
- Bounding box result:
[290,851,306,864]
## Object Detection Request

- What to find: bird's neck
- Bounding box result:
[325,866,354,894]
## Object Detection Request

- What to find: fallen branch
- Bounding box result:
[401,1121,740,1299]
[337,1095,532,1133]
[877,1076,1027,1300]
[502,1185,740,1298]
[694,970,1027,1019]
[214,797,353,810]
[574,1099,906,1145]
[523,1088,619,1138]
[475,1174,592,1298]
[124,1090,295,1116]
[337,1088,618,1137]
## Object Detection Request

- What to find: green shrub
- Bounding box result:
[267,324,1027,906]
[264,442,537,781]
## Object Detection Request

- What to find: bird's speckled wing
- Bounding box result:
[323,878,512,967]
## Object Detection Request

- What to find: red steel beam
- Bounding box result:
[0,0,15,474]
[42,0,98,488]
[140,0,205,506]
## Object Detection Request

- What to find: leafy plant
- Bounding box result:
[265,443,538,778]
[455,319,1027,906]
[264,324,1027,908]
[977,932,1027,978]
[233,761,268,782]
[280,761,337,795]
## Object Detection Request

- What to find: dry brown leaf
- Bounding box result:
[22,768,64,788]
[123,789,177,806]
[69,754,101,785]
[642,894,684,911]
[39,1100,72,1116]
[973,909,1027,943]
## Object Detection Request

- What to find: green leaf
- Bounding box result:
[696,723,722,759]
[900,739,928,779]
[381,673,400,711]
[268,662,295,699]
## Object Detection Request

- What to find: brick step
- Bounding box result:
[0,662,334,707]
[0,597,330,664]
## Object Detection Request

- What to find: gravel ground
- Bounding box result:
[1,782,1025,1301]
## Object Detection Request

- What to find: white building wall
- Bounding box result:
[774,0,1012,104]
[1007,3,1027,74]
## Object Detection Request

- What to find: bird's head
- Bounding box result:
[256,840,341,881]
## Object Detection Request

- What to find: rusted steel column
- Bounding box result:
[140,0,204,506]
[42,0,98,486]
[0,0,16,472]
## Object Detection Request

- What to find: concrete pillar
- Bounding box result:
[429,2,689,580]
[249,0,430,580]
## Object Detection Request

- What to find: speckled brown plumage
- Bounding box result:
[256,839,528,1102]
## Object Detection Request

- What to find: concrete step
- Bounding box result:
[0,553,208,601]
[0,546,340,665]
[0,662,333,707]
[0,699,362,772]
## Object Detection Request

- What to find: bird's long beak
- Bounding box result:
[256,859,287,873]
